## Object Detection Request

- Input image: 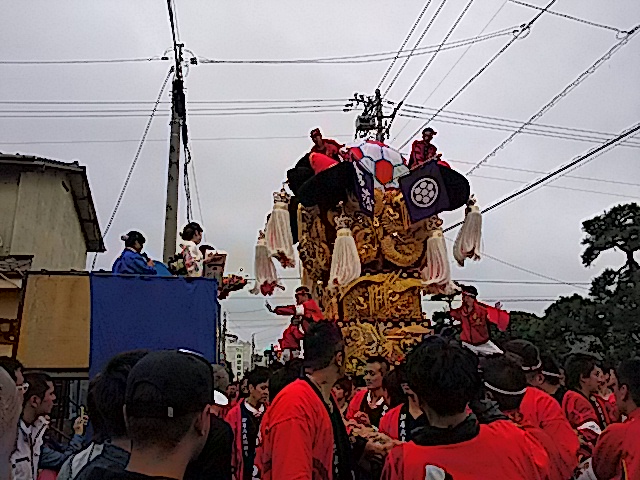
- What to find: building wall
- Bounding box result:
[226,340,252,381]
[10,171,87,270]
[0,172,20,256]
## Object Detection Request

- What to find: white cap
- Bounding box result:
[214,390,229,406]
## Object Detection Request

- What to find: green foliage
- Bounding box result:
[499,203,640,363]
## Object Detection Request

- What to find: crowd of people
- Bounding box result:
[1,318,638,480]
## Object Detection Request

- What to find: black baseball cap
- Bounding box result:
[125,350,213,419]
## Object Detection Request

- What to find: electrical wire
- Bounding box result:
[443,121,640,232]
[0,98,347,105]
[399,0,559,149]
[377,1,434,89]
[391,0,509,143]
[0,57,165,65]
[383,0,450,97]
[90,67,174,269]
[508,0,630,35]
[467,24,640,175]
[398,0,477,105]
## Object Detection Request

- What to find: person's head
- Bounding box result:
[180,222,204,245]
[0,357,26,402]
[503,340,543,387]
[364,355,389,391]
[246,367,270,407]
[382,366,407,409]
[239,377,249,398]
[461,285,478,309]
[407,337,481,419]
[614,358,640,416]
[303,321,345,378]
[226,382,238,399]
[310,128,323,147]
[269,359,303,400]
[212,364,230,394]
[91,350,148,441]
[564,353,602,396]
[422,127,437,143]
[294,286,311,305]
[482,354,527,412]
[121,231,146,253]
[23,372,56,418]
[124,350,213,462]
[332,376,353,404]
[540,354,563,387]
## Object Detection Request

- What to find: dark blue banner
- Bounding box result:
[400,161,451,223]
[353,160,375,217]
[89,274,218,378]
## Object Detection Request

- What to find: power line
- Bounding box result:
[391,0,509,143]
[90,68,174,269]
[399,0,559,149]
[508,0,631,35]
[0,57,165,65]
[377,1,434,89]
[199,28,516,66]
[383,0,449,97]
[398,0,477,105]
[467,24,640,175]
[472,173,638,199]
[443,121,640,232]
[0,98,347,105]
[397,110,640,148]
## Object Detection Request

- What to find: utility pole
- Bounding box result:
[221,311,228,361]
[163,43,185,263]
[251,334,256,369]
[349,90,402,142]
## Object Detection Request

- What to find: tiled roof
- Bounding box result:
[0,255,33,274]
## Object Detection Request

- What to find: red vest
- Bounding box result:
[593,409,640,480]
[450,303,490,346]
[511,388,579,480]
[273,299,324,322]
[381,420,550,480]
[279,324,304,350]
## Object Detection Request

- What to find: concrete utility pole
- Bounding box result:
[163,43,185,263]
[251,334,256,369]
[350,89,402,142]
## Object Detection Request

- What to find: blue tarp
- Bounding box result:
[89,274,218,378]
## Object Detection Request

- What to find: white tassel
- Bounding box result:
[250,231,282,295]
[421,229,451,287]
[266,188,296,269]
[453,197,482,266]
[329,208,361,290]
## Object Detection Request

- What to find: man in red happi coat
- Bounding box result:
[278,317,305,362]
[483,353,579,480]
[309,128,344,161]
[267,286,324,331]
[381,336,550,480]
[254,321,390,480]
[225,367,269,480]
[449,286,509,356]
[562,353,611,461]
[592,358,640,480]
[346,356,390,428]
[408,127,440,169]
[379,366,428,442]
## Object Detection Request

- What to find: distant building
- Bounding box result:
[226,338,252,381]
[0,154,104,357]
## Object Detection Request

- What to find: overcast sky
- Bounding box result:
[2,1,639,350]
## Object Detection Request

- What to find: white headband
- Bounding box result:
[541,370,562,378]
[484,382,527,396]
[521,360,542,372]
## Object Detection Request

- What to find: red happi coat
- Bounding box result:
[379,404,402,440]
[225,399,249,480]
[562,390,608,459]
[510,388,579,480]
[449,301,509,346]
[279,324,304,350]
[254,379,336,480]
[381,420,550,480]
[408,140,438,169]
[593,409,640,480]
[345,389,368,421]
[273,299,324,322]
[311,139,343,161]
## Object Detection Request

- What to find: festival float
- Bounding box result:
[254,107,488,374]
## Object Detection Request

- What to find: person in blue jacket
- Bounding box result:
[111,231,157,275]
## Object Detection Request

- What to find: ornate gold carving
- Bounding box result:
[297,206,330,284]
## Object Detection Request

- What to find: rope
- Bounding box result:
[90,67,174,270]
